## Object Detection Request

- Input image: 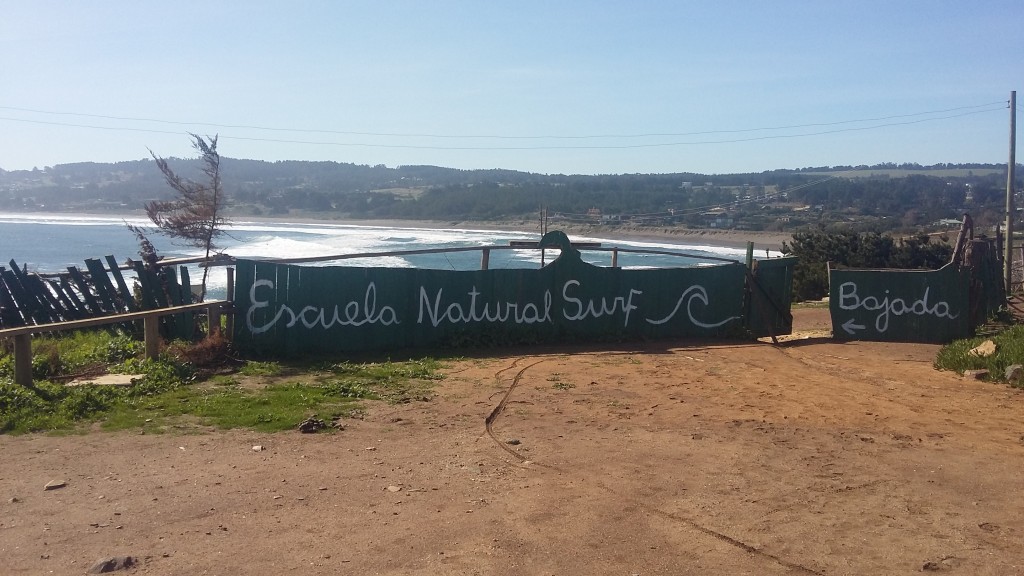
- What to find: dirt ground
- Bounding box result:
[2,307,1023,576]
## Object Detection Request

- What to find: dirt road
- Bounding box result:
[2,308,1023,575]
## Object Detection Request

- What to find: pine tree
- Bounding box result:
[144,133,228,301]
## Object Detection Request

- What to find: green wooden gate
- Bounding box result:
[828,263,970,343]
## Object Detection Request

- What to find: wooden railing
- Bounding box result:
[0,300,230,387]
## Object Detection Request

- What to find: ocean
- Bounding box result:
[0,213,758,300]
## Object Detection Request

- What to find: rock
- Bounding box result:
[505,438,521,445]
[386,485,402,492]
[962,369,989,380]
[922,560,941,571]
[297,417,327,433]
[252,445,264,452]
[8,496,20,503]
[969,340,996,357]
[43,480,66,491]
[1005,364,1024,383]
[87,556,135,574]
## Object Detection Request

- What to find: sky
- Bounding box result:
[1,0,1021,175]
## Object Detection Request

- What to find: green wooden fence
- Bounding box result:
[233,232,796,354]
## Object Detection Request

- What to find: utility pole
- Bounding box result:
[1005,91,1017,294]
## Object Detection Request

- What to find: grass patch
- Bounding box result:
[0,331,446,433]
[934,325,1024,387]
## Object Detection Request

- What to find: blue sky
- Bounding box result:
[1,0,1020,175]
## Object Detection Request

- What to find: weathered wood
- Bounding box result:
[131,262,159,309]
[0,300,231,388]
[225,267,234,339]
[7,261,51,325]
[0,266,20,328]
[58,276,88,315]
[14,333,32,387]
[66,266,102,315]
[144,315,160,359]
[105,255,138,312]
[84,258,119,313]
[46,278,82,320]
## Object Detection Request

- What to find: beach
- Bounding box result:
[226,212,794,253]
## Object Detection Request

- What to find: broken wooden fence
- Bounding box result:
[0,255,216,341]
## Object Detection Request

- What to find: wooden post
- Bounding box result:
[1006,90,1017,294]
[13,333,32,387]
[480,248,490,270]
[745,241,755,269]
[144,315,160,359]
[225,267,235,339]
[207,303,221,336]
[611,248,619,268]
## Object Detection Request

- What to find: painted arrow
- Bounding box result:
[841,318,866,335]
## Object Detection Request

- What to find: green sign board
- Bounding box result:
[233,238,754,354]
[828,264,970,343]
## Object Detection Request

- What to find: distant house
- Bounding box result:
[701,209,733,228]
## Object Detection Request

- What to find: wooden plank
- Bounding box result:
[31,276,71,322]
[0,266,24,328]
[163,266,192,340]
[0,300,229,337]
[58,275,88,315]
[14,333,32,387]
[178,266,197,338]
[84,258,119,313]
[0,300,230,387]
[105,255,138,312]
[5,261,50,325]
[44,279,83,322]
[178,266,194,304]
[131,262,163,310]
[66,266,102,316]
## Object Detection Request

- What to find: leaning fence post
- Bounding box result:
[207,303,221,336]
[480,248,490,270]
[143,315,160,359]
[14,333,32,387]
[225,267,235,340]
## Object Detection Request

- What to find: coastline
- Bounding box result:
[228,214,793,253]
[1,209,793,253]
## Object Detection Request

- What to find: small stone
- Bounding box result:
[962,369,989,380]
[386,485,402,492]
[1005,364,1024,382]
[691,433,705,440]
[922,560,941,571]
[969,340,996,357]
[505,438,521,445]
[297,417,327,433]
[252,445,264,452]
[43,480,66,491]
[8,496,20,503]
[87,556,135,574]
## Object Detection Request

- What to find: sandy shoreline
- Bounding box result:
[229,213,793,253]
[3,209,793,253]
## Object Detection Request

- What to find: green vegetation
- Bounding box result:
[2,159,1017,235]
[935,326,1024,388]
[782,230,952,301]
[0,330,445,434]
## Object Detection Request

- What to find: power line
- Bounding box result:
[0,105,1004,152]
[0,101,1006,142]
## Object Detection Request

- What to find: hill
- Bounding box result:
[0,159,1017,234]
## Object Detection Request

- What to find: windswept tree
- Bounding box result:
[144,133,228,300]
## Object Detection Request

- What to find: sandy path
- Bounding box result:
[2,308,1023,575]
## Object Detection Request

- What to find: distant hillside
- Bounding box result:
[0,159,1017,234]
